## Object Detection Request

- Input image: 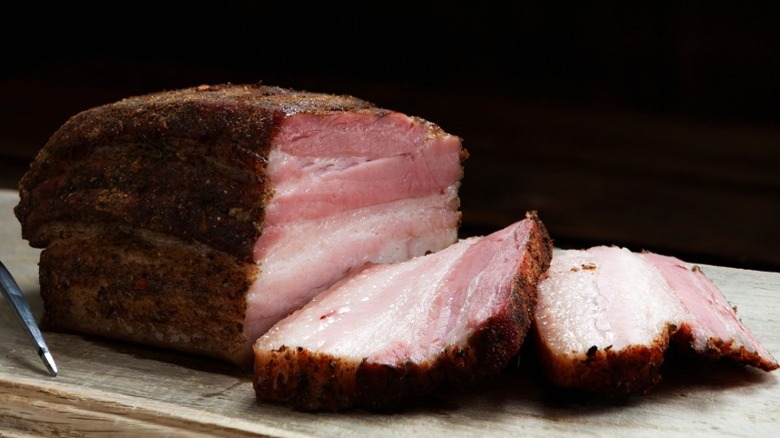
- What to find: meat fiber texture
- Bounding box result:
[253,212,553,411]
[534,246,779,396]
[14,83,466,367]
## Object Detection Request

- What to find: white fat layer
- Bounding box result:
[243,189,459,346]
[258,239,476,362]
[536,246,686,355]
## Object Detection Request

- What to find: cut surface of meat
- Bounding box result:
[15,83,466,366]
[253,212,553,411]
[534,246,778,396]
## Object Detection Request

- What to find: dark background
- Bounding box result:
[2,2,779,270]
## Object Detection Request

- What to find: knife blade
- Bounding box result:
[0,260,57,376]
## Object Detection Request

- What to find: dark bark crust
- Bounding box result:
[535,329,674,397]
[38,224,257,365]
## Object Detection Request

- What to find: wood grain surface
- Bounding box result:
[1,189,778,437]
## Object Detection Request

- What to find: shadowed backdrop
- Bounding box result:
[2,2,778,270]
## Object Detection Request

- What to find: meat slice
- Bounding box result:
[14,83,466,366]
[534,246,778,396]
[253,212,552,411]
[641,252,778,370]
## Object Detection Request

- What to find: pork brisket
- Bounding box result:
[534,246,778,396]
[15,83,466,366]
[253,212,552,410]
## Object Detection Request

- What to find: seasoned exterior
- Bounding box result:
[39,225,256,360]
[16,84,378,261]
[253,213,552,410]
[15,83,466,366]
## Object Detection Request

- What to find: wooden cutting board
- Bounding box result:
[1,189,778,437]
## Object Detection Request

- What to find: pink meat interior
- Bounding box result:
[256,219,533,366]
[244,112,463,349]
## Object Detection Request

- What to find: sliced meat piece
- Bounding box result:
[641,252,778,370]
[253,212,552,411]
[15,83,466,366]
[534,246,778,396]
